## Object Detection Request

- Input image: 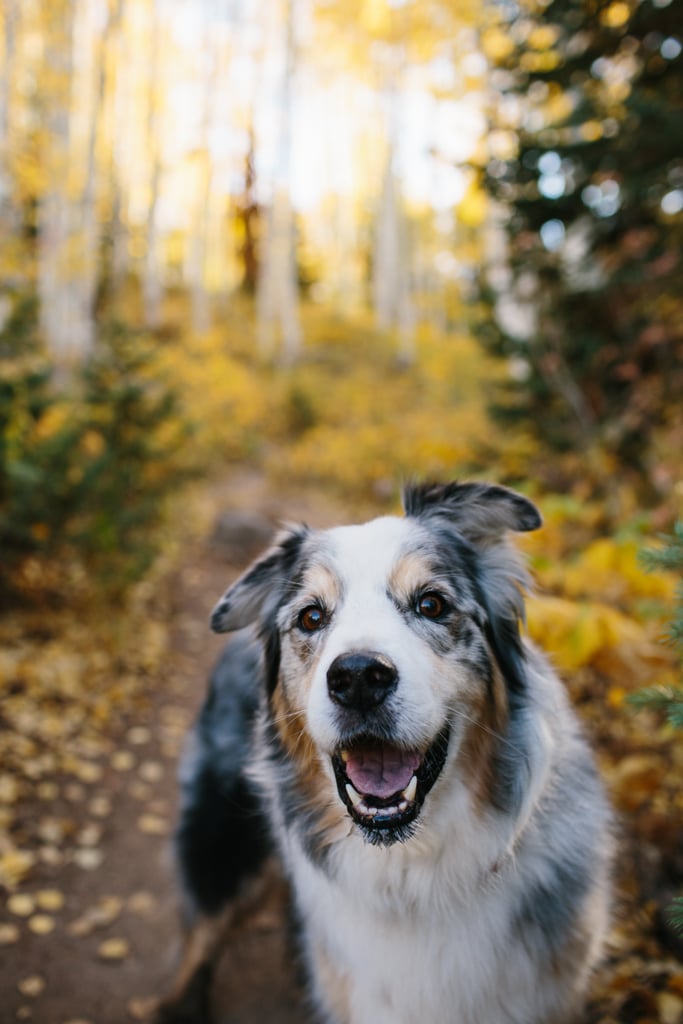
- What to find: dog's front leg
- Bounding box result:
[153,906,233,1024]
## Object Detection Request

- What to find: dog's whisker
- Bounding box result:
[448,705,526,757]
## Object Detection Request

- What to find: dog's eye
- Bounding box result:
[298,605,326,632]
[416,592,447,619]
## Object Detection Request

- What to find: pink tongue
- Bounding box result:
[345,746,420,799]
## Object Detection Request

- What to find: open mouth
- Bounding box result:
[331,725,450,843]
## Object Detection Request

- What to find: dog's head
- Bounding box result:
[211,482,541,846]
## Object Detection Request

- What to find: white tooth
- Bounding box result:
[345,783,363,808]
[398,800,408,812]
[340,750,349,763]
[403,776,418,803]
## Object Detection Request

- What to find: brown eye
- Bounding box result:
[416,592,446,619]
[298,605,326,632]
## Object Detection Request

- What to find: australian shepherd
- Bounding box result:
[158,481,612,1024]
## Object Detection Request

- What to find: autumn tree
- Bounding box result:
[477,0,683,471]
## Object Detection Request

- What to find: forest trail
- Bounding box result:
[1,467,682,1024]
[0,469,355,1024]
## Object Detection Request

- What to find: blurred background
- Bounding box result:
[1,0,683,1021]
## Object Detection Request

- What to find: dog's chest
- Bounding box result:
[289,838,531,1024]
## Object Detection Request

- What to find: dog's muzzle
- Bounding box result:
[326,652,450,843]
[331,728,451,844]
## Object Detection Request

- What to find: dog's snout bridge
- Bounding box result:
[326,651,398,711]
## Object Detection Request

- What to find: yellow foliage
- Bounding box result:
[458,180,488,228]
[540,537,677,606]
[601,1,631,28]
[0,848,36,890]
[480,27,515,62]
[360,0,392,36]
[527,25,560,49]
[526,594,653,673]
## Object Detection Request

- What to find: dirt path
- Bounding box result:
[0,471,355,1024]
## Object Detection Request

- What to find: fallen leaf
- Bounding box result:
[127,726,151,745]
[72,848,104,870]
[137,814,168,836]
[0,922,20,944]
[111,750,136,772]
[7,893,36,917]
[36,782,60,800]
[0,774,21,803]
[68,895,122,936]
[89,795,113,818]
[127,891,157,916]
[64,783,87,803]
[97,937,130,960]
[139,761,163,782]
[76,823,102,847]
[67,917,93,938]
[90,896,123,926]
[36,889,65,911]
[17,974,45,997]
[28,914,55,935]
[75,761,103,784]
[127,996,159,1020]
[0,849,36,888]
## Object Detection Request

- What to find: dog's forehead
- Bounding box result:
[315,515,426,583]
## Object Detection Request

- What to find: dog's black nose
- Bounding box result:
[327,652,398,711]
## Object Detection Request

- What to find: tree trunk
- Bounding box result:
[37,0,77,362]
[143,0,164,330]
[188,5,219,336]
[256,0,301,362]
[0,0,20,262]
[372,147,416,362]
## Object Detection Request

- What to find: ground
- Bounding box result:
[1,470,682,1023]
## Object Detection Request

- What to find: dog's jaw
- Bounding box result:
[330,724,451,845]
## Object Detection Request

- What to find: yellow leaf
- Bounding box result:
[17,975,45,998]
[36,889,65,911]
[98,937,130,961]
[7,892,36,917]
[28,914,55,935]
[480,27,515,62]
[601,1,631,28]
[0,923,20,944]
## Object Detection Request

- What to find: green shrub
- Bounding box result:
[0,296,194,599]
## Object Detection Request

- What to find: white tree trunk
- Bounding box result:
[0,0,19,253]
[187,5,218,336]
[256,0,301,362]
[74,0,117,354]
[372,148,416,363]
[37,1,77,362]
[143,0,164,329]
[257,187,301,361]
[107,0,128,293]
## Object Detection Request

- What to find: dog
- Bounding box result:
[158,481,612,1024]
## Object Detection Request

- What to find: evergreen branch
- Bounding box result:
[667,897,683,936]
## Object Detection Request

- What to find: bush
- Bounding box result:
[0,296,193,600]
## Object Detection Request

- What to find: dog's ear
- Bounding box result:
[211,525,309,633]
[405,481,540,697]
[402,481,541,543]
